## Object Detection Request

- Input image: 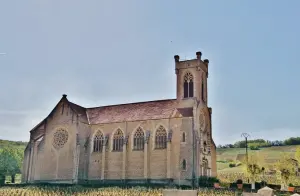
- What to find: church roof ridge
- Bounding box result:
[86,98,177,109]
[86,98,179,124]
[68,101,86,109]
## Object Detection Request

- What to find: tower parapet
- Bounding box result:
[174,52,208,74]
[174,50,210,103]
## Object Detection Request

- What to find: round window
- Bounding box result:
[52,129,68,149]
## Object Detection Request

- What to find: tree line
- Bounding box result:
[0,139,27,148]
[218,137,300,149]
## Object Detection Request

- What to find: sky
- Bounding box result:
[0,0,300,145]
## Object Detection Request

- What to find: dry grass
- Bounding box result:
[0,186,237,196]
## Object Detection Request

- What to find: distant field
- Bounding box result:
[216,145,300,172]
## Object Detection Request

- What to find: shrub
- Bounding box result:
[229,161,242,168]
[217,160,227,163]
[220,181,230,188]
[229,163,236,168]
[198,177,220,187]
[250,145,260,150]
[261,180,267,187]
[209,177,220,183]
[236,179,243,184]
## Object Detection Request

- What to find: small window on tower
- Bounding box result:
[203,141,207,152]
[182,159,187,171]
[184,81,189,98]
[183,72,194,98]
[182,132,186,143]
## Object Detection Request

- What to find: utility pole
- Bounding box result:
[241,133,250,164]
[241,133,250,183]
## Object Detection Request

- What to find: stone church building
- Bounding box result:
[22,51,217,185]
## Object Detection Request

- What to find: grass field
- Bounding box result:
[216,145,300,172]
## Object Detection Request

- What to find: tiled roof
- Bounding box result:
[176,108,193,117]
[69,101,86,115]
[68,101,88,122]
[30,98,194,135]
[86,99,180,124]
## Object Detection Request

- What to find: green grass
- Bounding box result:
[216,162,230,170]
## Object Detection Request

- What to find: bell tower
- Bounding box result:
[174,51,209,105]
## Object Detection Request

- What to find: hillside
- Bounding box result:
[217,145,300,172]
[0,139,27,150]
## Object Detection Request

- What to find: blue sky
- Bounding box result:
[0,0,300,145]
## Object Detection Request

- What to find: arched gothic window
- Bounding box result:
[93,131,104,152]
[155,125,167,149]
[183,72,194,98]
[113,129,124,151]
[133,127,144,150]
[182,159,187,171]
[182,132,186,142]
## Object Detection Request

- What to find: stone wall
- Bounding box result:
[21,145,30,182]
[127,150,144,179]
[89,153,102,180]
[77,121,91,181]
[88,117,188,181]
[25,101,86,183]
[210,142,217,177]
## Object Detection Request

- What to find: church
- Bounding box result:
[22,51,217,186]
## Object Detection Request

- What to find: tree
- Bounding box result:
[284,137,300,145]
[0,147,23,184]
[275,153,296,190]
[295,146,300,164]
[243,154,263,189]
